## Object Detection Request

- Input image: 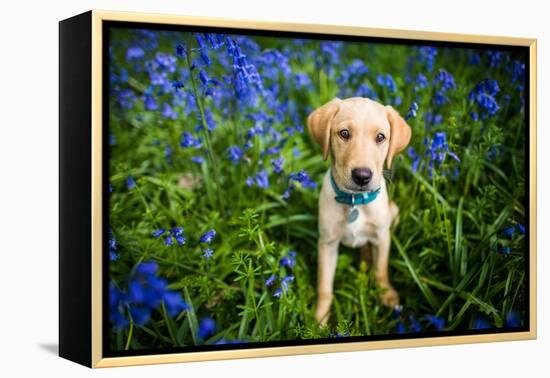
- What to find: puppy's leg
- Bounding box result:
[373,229,399,307]
[315,238,339,325]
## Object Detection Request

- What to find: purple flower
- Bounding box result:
[202,248,214,259]
[281,275,295,291]
[198,317,216,339]
[376,73,397,93]
[191,156,205,164]
[180,132,202,148]
[126,176,136,190]
[271,156,284,174]
[469,79,500,118]
[265,274,276,286]
[175,44,186,58]
[126,46,145,61]
[227,145,243,164]
[279,251,297,269]
[272,288,283,298]
[255,170,270,189]
[199,229,216,243]
[425,315,445,331]
[152,229,166,238]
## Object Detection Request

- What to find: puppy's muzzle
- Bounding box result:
[351,167,373,186]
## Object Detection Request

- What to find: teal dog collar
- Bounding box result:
[330,171,380,222]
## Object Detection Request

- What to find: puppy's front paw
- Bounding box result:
[379,287,400,308]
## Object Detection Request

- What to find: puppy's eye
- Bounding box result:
[376,133,386,144]
[339,129,351,140]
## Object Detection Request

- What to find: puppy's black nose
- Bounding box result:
[351,168,373,186]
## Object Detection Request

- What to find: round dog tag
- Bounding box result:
[348,207,359,223]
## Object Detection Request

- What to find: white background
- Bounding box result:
[0,0,547,376]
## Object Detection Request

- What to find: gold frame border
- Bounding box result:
[90,9,537,368]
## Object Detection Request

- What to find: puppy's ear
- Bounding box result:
[307,98,341,160]
[386,105,412,169]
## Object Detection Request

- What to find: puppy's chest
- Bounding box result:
[340,209,381,248]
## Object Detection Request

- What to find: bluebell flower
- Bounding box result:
[126,176,136,190]
[152,229,166,238]
[487,50,503,67]
[161,103,177,120]
[396,320,407,334]
[376,73,397,93]
[405,102,419,120]
[265,274,276,286]
[407,147,421,172]
[255,170,270,189]
[227,145,243,165]
[425,315,445,331]
[198,317,217,339]
[180,132,202,148]
[163,291,188,317]
[172,81,184,91]
[416,46,437,71]
[175,44,186,58]
[165,145,172,164]
[117,89,136,109]
[502,226,516,238]
[191,156,205,164]
[409,315,422,332]
[505,311,521,327]
[245,176,254,187]
[126,46,145,61]
[281,275,295,291]
[469,52,481,65]
[143,94,158,111]
[271,156,284,174]
[289,170,317,189]
[469,79,500,118]
[516,223,525,235]
[109,282,129,330]
[292,147,300,157]
[109,230,119,261]
[294,73,312,89]
[279,251,297,269]
[272,288,283,298]
[415,73,428,90]
[499,246,512,255]
[202,248,214,259]
[433,69,456,105]
[424,132,460,177]
[472,317,491,329]
[199,229,216,243]
[511,60,525,84]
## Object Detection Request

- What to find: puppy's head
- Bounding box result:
[307,97,411,192]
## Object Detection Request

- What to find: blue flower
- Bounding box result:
[255,170,270,189]
[409,315,422,332]
[469,79,500,118]
[265,274,276,286]
[499,246,512,255]
[376,73,397,93]
[416,46,437,71]
[502,226,516,238]
[202,248,214,259]
[272,288,283,298]
[163,291,189,317]
[281,275,295,291]
[433,69,456,105]
[279,251,297,269]
[152,229,165,238]
[227,145,243,164]
[271,156,284,174]
[198,317,217,339]
[425,315,445,331]
[109,230,119,261]
[175,44,187,57]
[396,321,407,334]
[487,50,503,67]
[109,261,190,327]
[415,73,428,90]
[126,176,136,190]
[143,94,158,111]
[161,103,177,120]
[180,132,202,148]
[505,311,521,327]
[516,223,525,235]
[405,102,419,120]
[199,229,216,243]
[472,317,491,329]
[408,147,421,172]
[126,46,145,61]
[191,156,205,164]
[289,170,317,189]
[424,132,460,177]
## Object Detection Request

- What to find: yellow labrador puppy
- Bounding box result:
[307,97,411,325]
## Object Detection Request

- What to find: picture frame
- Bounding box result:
[59,10,537,368]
